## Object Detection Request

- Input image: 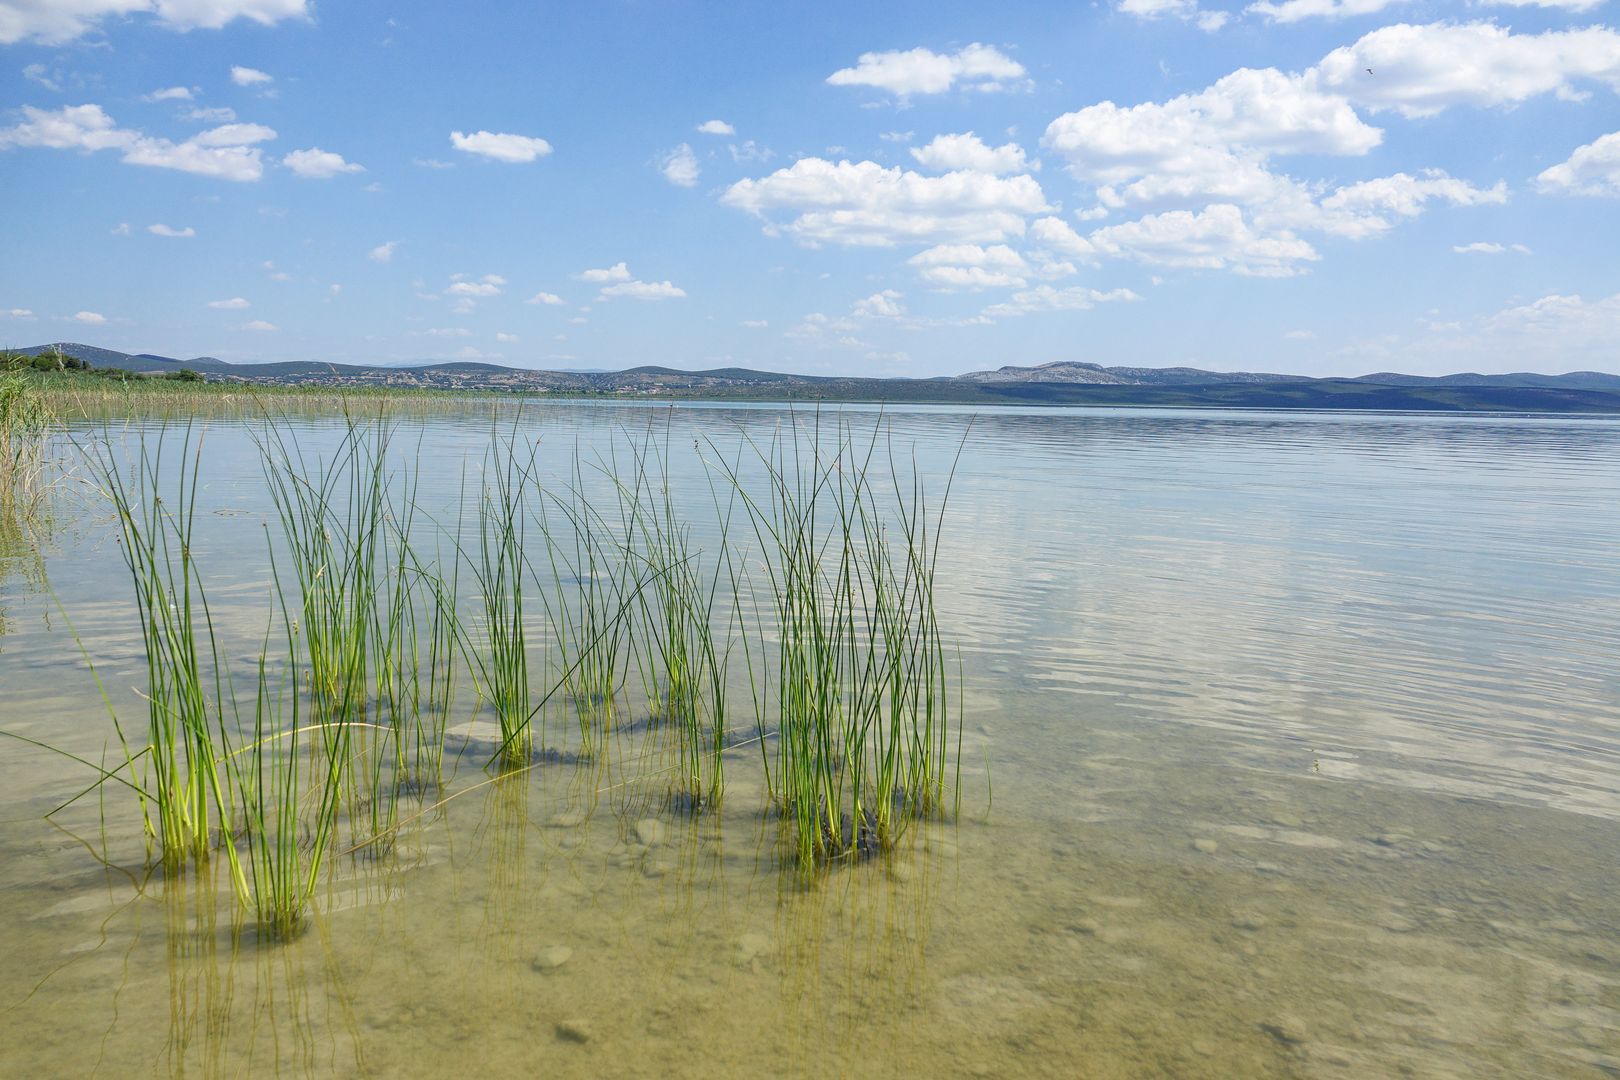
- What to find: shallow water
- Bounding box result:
[2,402,1618,1078]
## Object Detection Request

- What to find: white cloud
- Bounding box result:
[1284,329,1315,339]
[599,280,687,300]
[741,319,769,327]
[696,119,735,136]
[283,147,364,178]
[1314,23,1620,118]
[909,132,1030,175]
[826,43,1029,99]
[1536,131,1620,197]
[22,64,61,91]
[1313,170,1507,237]
[189,121,275,147]
[445,274,505,298]
[74,310,107,324]
[908,243,1031,289]
[1088,204,1320,276]
[111,222,132,236]
[1044,67,1381,193]
[3,308,35,318]
[414,157,455,169]
[576,262,633,283]
[721,157,1049,247]
[0,0,306,44]
[230,65,273,87]
[145,86,194,102]
[156,0,307,30]
[495,332,519,343]
[1452,241,1532,254]
[237,319,277,331]
[1480,0,1605,9]
[369,241,398,263]
[0,104,271,181]
[852,289,906,317]
[424,327,471,338]
[208,296,249,308]
[880,130,915,143]
[1485,291,1620,342]
[983,285,1142,318]
[1247,0,1408,22]
[147,223,196,237]
[660,143,700,187]
[450,129,553,163]
[1119,0,1229,32]
[527,291,566,305]
[185,105,236,123]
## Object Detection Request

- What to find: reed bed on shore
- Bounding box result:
[33,405,965,938]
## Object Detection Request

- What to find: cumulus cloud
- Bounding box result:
[0,0,307,45]
[826,43,1029,99]
[495,332,518,343]
[527,291,566,305]
[852,290,906,317]
[445,273,505,298]
[741,319,769,328]
[0,104,273,181]
[237,319,277,331]
[74,310,107,324]
[1314,23,1620,118]
[1452,241,1532,254]
[450,129,553,163]
[3,308,35,318]
[909,132,1031,175]
[208,297,250,308]
[576,262,633,283]
[908,243,1031,289]
[1247,0,1408,22]
[1536,131,1620,196]
[145,86,194,102]
[1119,0,1229,32]
[423,327,471,337]
[230,65,273,86]
[697,119,735,135]
[368,241,398,263]
[599,280,687,300]
[1087,204,1321,276]
[147,223,195,237]
[283,147,364,178]
[982,285,1142,318]
[660,143,700,187]
[721,157,1049,247]
[1313,170,1506,237]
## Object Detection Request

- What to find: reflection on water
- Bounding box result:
[2,403,1619,1077]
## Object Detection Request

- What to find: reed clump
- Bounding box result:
[51,406,965,940]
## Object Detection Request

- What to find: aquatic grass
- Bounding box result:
[710,410,963,868]
[92,425,233,867]
[463,426,537,768]
[0,368,53,523]
[535,441,642,757]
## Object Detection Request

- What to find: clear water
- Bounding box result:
[2,402,1618,1078]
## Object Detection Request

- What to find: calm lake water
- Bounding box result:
[2,402,1618,1078]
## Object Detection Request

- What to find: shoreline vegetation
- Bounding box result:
[4,392,968,939]
[8,346,1620,415]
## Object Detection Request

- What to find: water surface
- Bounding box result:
[2,402,1618,1078]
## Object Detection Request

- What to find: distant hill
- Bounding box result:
[15,342,1620,413]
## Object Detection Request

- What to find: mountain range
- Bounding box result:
[15,343,1620,413]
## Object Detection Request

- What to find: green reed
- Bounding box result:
[536,444,640,757]
[714,412,961,868]
[623,428,732,809]
[466,429,536,768]
[94,427,231,867]
[1,368,52,519]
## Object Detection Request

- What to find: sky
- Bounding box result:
[1,1,1618,378]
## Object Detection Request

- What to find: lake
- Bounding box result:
[2,401,1618,1078]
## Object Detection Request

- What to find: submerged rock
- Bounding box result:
[634,818,666,846]
[555,1019,592,1044]
[533,945,573,972]
[1260,1015,1308,1046]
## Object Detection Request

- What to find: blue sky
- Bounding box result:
[1,1,1617,377]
